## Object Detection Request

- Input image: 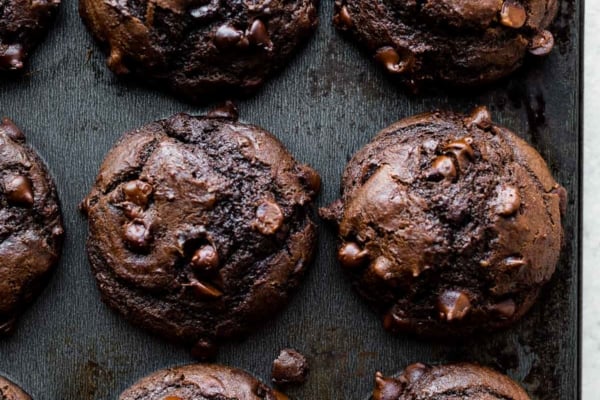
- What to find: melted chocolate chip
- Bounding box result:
[254,200,284,235]
[215,24,245,49]
[529,29,555,56]
[500,1,527,28]
[438,290,471,321]
[123,180,153,207]
[427,155,457,181]
[248,20,273,50]
[444,137,475,169]
[187,279,223,299]
[465,106,493,130]
[124,221,152,251]
[338,5,353,28]
[374,47,413,74]
[190,245,220,273]
[338,242,369,269]
[3,174,34,207]
[495,185,521,216]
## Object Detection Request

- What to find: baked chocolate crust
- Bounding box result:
[82,110,320,357]
[333,0,558,87]
[120,364,287,400]
[321,107,565,337]
[371,363,531,400]
[0,118,64,335]
[79,0,318,101]
[0,0,60,71]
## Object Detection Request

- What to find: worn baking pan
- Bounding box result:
[0,0,582,398]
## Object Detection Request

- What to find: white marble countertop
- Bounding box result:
[583,2,597,398]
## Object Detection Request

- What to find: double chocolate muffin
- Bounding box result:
[333,0,558,87]
[371,363,531,400]
[120,364,287,400]
[79,0,318,101]
[82,109,320,358]
[0,0,60,71]
[0,376,31,400]
[321,107,565,337]
[0,118,64,335]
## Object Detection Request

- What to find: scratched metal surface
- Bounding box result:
[0,0,581,398]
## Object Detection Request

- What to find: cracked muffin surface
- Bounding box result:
[320,107,565,337]
[79,0,318,101]
[0,0,60,71]
[333,0,559,87]
[371,363,531,400]
[82,109,320,358]
[0,118,64,336]
[120,364,287,400]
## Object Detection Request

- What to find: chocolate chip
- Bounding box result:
[444,137,475,169]
[500,1,527,29]
[0,44,25,70]
[123,180,153,207]
[272,349,309,386]
[374,46,413,74]
[107,48,130,75]
[373,372,404,400]
[124,221,152,251]
[504,256,527,269]
[254,200,284,235]
[3,174,34,207]
[465,106,493,130]
[338,242,369,269]
[191,245,220,273]
[187,279,223,299]
[337,5,353,28]
[191,339,218,360]
[370,256,394,280]
[438,290,471,321]
[247,20,273,50]
[402,363,429,383]
[207,101,239,120]
[427,155,457,181]
[0,118,26,141]
[489,299,516,319]
[529,29,555,56]
[495,185,521,216]
[215,24,245,49]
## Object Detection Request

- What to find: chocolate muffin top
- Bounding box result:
[333,0,558,87]
[82,109,320,358]
[0,118,64,335]
[371,363,531,400]
[0,0,60,71]
[0,376,31,400]
[79,0,318,101]
[320,107,565,337]
[119,364,287,400]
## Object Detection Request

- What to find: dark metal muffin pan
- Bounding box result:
[0,0,582,398]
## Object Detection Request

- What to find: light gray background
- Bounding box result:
[583,2,598,399]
